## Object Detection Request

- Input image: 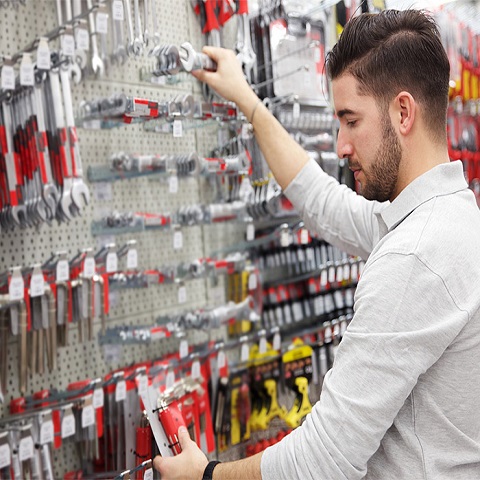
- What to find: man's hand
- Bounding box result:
[192,47,259,115]
[153,426,209,480]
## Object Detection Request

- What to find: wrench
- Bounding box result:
[72,0,88,70]
[143,0,149,47]
[235,0,256,84]
[123,0,135,55]
[86,0,105,76]
[59,66,90,212]
[179,42,217,72]
[132,0,144,56]
[150,0,160,47]
[111,0,127,64]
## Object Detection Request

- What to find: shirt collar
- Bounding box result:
[374,161,467,234]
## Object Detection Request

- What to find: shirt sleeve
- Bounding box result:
[283,159,382,259]
[261,252,469,480]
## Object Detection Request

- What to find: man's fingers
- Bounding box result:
[177,426,192,450]
[153,454,163,472]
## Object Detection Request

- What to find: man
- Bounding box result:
[154,9,480,479]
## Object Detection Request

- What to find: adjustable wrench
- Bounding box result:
[86,0,105,76]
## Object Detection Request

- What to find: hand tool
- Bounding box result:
[132,0,144,56]
[86,0,105,76]
[72,0,89,71]
[112,0,128,64]
[124,0,136,55]
[179,42,217,72]
[235,0,256,83]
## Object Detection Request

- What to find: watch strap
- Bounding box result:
[202,460,221,480]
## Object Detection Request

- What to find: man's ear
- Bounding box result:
[393,91,416,136]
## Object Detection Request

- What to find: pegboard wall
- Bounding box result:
[0,0,247,476]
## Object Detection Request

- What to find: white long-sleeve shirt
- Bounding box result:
[261,159,480,479]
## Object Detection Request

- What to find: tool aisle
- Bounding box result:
[0,0,371,478]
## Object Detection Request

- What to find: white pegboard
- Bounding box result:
[0,0,247,476]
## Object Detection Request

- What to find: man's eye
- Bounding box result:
[346,120,357,127]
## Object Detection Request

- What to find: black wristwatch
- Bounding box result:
[202,460,221,480]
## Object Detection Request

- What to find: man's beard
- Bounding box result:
[361,117,402,202]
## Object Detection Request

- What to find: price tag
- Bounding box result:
[240,343,249,362]
[246,223,255,241]
[280,230,291,248]
[173,119,183,138]
[83,256,95,278]
[76,27,90,51]
[328,266,336,284]
[191,359,201,379]
[336,265,344,283]
[56,259,70,282]
[351,262,358,281]
[166,369,175,389]
[293,302,303,322]
[81,404,95,428]
[9,273,24,301]
[169,175,179,194]
[115,379,127,402]
[343,264,351,283]
[106,251,118,273]
[93,182,112,201]
[112,0,124,20]
[93,387,104,409]
[30,272,45,298]
[293,102,301,120]
[179,339,188,359]
[259,336,267,354]
[40,419,54,444]
[178,285,187,304]
[137,374,148,397]
[273,332,281,351]
[173,230,183,250]
[300,228,309,244]
[20,56,34,86]
[144,468,154,480]
[0,443,10,469]
[248,272,257,290]
[61,412,76,438]
[61,34,75,57]
[127,248,138,269]
[36,38,50,70]
[96,11,109,34]
[241,122,252,139]
[217,350,226,369]
[1,65,15,90]
[18,436,34,461]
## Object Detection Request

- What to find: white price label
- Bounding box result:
[40,419,54,444]
[246,223,255,241]
[61,413,76,438]
[191,359,201,379]
[173,230,183,250]
[1,65,15,90]
[178,285,187,304]
[9,275,24,301]
[76,27,90,51]
[293,102,301,120]
[241,123,252,139]
[144,468,154,480]
[217,350,226,369]
[93,387,104,409]
[112,0,125,20]
[240,343,249,362]
[300,228,309,245]
[81,404,95,428]
[127,248,138,269]
[56,260,70,282]
[20,62,34,86]
[36,43,50,70]
[0,443,11,469]
[93,182,112,201]
[179,339,188,359]
[83,256,95,278]
[328,266,336,284]
[115,379,127,402]
[18,436,34,461]
[273,332,281,351]
[106,251,118,273]
[343,264,351,282]
[248,272,257,291]
[293,302,303,322]
[280,230,291,248]
[96,12,109,34]
[259,336,267,354]
[30,273,45,297]
[137,374,148,397]
[61,34,75,57]
[169,175,179,194]
[166,369,175,389]
[173,119,183,138]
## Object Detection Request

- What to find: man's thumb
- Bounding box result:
[178,426,192,449]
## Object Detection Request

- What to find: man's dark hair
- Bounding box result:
[326,9,450,141]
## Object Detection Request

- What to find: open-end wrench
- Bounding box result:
[235,0,256,84]
[72,0,88,70]
[179,42,217,72]
[143,0,150,47]
[132,0,144,56]
[56,0,82,84]
[111,0,127,64]
[47,67,76,221]
[123,0,135,55]
[59,65,90,212]
[150,0,160,48]
[86,0,105,76]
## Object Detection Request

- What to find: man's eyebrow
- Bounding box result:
[336,109,356,118]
